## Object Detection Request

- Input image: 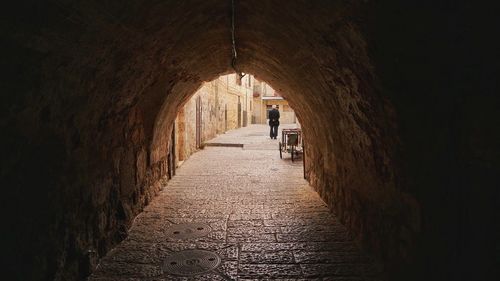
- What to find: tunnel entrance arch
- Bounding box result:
[147,49,409,273]
[139,1,414,270]
[6,1,474,280]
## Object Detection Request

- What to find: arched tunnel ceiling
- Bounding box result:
[4,1,402,280]
[97,0,403,269]
[147,0,378,174]
[5,1,495,280]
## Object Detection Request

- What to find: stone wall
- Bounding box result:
[224,74,253,130]
[252,79,297,124]
[175,74,253,165]
[261,100,297,124]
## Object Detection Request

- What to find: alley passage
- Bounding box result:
[90,125,382,280]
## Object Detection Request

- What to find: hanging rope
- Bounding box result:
[231,0,245,79]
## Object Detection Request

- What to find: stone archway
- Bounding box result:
[2,1,495,281]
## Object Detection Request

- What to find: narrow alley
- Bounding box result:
[89,125,382,280]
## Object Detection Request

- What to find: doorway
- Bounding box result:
[167,127,176,179]
[196,96,202,148]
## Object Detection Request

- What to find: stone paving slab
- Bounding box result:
[89,126,383,280]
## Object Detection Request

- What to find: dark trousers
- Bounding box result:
[270,125,279,139]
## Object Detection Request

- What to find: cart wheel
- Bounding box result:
[279,142,283,159]
[291,145,294,162]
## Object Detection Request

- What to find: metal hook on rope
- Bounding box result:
[231,0,245,79]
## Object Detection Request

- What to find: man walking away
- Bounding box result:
[268,105,280,139]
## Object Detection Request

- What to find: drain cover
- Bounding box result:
[162,249,221,276]
[165,223,212,239]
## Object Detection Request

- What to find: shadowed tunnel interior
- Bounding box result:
[1,1,498,280]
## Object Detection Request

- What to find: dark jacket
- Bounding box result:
[268,108,280,126]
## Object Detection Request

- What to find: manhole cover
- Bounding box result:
[162,249,221,276]
[165,223,212,239]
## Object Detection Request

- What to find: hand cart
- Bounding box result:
[279,128,303,162]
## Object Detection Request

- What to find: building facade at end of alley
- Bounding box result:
[174,74,297,166]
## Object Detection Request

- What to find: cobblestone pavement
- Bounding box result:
[205,124,299,150]
[89,125,383,280]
